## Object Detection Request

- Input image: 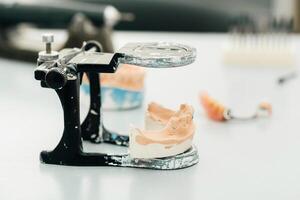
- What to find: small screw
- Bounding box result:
[42,34,54,54]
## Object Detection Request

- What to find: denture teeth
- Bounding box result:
[91,64,147,90]
[200,92,226,121]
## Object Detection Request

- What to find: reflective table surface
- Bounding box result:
[1,31,300,200]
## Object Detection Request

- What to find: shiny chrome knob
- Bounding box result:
[38,33,59,62]
[42,34,54,54]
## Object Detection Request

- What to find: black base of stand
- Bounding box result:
[40,74,125,167]
[40,146,199,169]
[40,150,120,166]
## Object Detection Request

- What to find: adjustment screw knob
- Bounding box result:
[45,68,67,89]
[42,34,54,43]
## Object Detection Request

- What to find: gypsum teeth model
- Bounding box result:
[34,34,198,169]
[130,103,196,159]
[199,92,272,122]
[145,102,177,130]
[81,64,146,110]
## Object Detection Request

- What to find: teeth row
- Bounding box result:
[100,71,145,85]
[82,74,144,86]
[207,97,223,111]
[200,93,227,121]
[82,72,145,83]
[116,64,145,81]
[81,65,145,86]
[179,104,194,115]
[168,113,193,132]
[111,75,144,84]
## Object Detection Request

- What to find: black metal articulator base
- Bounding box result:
[38,42,128,167]
[40,73,198,169]
[40,75,127,167]
[36,41,199,169]
[79,51,129,146]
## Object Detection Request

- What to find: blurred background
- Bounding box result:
[74,0,294,32]
[0,0,298,62]
[1,0,296,32]
[2,1,300,199]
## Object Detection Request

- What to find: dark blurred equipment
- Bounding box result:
[0,1,133,61]
[0,1,108,28]
[73,0,272,32]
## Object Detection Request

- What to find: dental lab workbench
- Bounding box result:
[1,31,300,200]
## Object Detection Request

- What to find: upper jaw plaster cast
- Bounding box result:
[82,64,145,109]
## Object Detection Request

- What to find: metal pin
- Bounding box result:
[42,34,54,54]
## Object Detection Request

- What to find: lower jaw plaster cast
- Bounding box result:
[82,64,145,110]
[130,103,195,159]
[145,102,176,130]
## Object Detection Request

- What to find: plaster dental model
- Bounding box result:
[200,92,272,122]
[145,102,176,130]
[130,103,196,159]
[82,64,145,109]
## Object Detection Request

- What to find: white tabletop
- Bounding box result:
[1,31,300,200]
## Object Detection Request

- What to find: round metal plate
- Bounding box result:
[107,145,199,170]
[118,42,197,68]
